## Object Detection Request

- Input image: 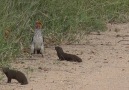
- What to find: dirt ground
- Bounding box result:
[0,23,129,90]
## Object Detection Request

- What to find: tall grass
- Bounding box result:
[0,0,129,63]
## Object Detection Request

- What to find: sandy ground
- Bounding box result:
[0,23,129,90]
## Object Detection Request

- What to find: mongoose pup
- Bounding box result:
[2,67,28,85]
[55,46,82,62]
[31,21,44,57]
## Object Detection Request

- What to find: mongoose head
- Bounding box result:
[55,46,64,53]
[2,67,9,73]
[35,21,42,29]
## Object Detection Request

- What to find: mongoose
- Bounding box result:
[55,46,82,62]
[2,67,28,85]
[31,21,44,57]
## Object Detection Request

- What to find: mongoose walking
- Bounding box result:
[31,21,44,57]
[55,46,82,62]
[2,67,28,85]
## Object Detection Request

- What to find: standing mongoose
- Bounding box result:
[31,21,44,57]
[2,67,28,85]
[55,46,82,62]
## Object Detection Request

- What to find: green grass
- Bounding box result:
[0,0,129,63]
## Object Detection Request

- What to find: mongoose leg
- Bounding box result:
[7,78,11,83]
[40,44,44,57]
[30,43,34,55]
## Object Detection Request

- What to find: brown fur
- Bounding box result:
[2,67,28,85]
[55,46,82,62]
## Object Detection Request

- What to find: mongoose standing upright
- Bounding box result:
[2,67,28,85]
[31,21,44,57]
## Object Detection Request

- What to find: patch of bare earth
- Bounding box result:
[0,23,129,90]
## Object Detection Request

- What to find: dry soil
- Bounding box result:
[0,23,129,90]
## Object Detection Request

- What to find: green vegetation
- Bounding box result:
[0,0,129,63]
